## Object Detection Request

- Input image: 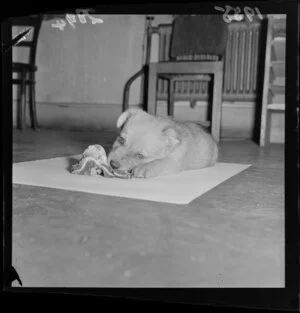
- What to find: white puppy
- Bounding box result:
[107,108,218,178]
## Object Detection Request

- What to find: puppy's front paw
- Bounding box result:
[132,164,158,178]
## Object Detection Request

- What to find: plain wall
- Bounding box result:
[12,14,284,142]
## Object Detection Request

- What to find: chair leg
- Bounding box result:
[168,79,175,117]
[259,108,267,147]
[16,73,22,130]
[211,70,223,142]
[22,72,27,129]
[17,71,27,130]
[29,72,38,130]
[147,64,157,116]
[265,110,272,146]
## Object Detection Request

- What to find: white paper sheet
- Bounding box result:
[13,155,251,204]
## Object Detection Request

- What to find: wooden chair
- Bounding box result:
[12,15,43,130]
[123,15,228,142]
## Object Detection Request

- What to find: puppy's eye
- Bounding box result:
[118,136,125,145]
[136,153,145,159]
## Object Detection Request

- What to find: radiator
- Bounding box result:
[156,20,263,102]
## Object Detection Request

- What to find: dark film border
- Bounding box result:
[2,1,299,311]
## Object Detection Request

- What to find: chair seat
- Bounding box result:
[152,61,223,74]
[159,74,212,81]
[13,62,37,72]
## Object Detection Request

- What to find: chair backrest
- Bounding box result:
[147,15,228,62]
[11,15,43,66]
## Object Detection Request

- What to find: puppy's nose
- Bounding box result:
[110,160,120,169]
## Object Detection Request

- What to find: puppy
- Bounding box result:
[107,108,218,178]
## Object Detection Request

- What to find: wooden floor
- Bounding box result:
[12,129,285,287]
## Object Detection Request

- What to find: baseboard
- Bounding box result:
[12,100,284,142]
[156,100,255,109]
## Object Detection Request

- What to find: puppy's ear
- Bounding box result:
[116,111,130,129]
[116,108,145,129]
[162,126,180,146]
